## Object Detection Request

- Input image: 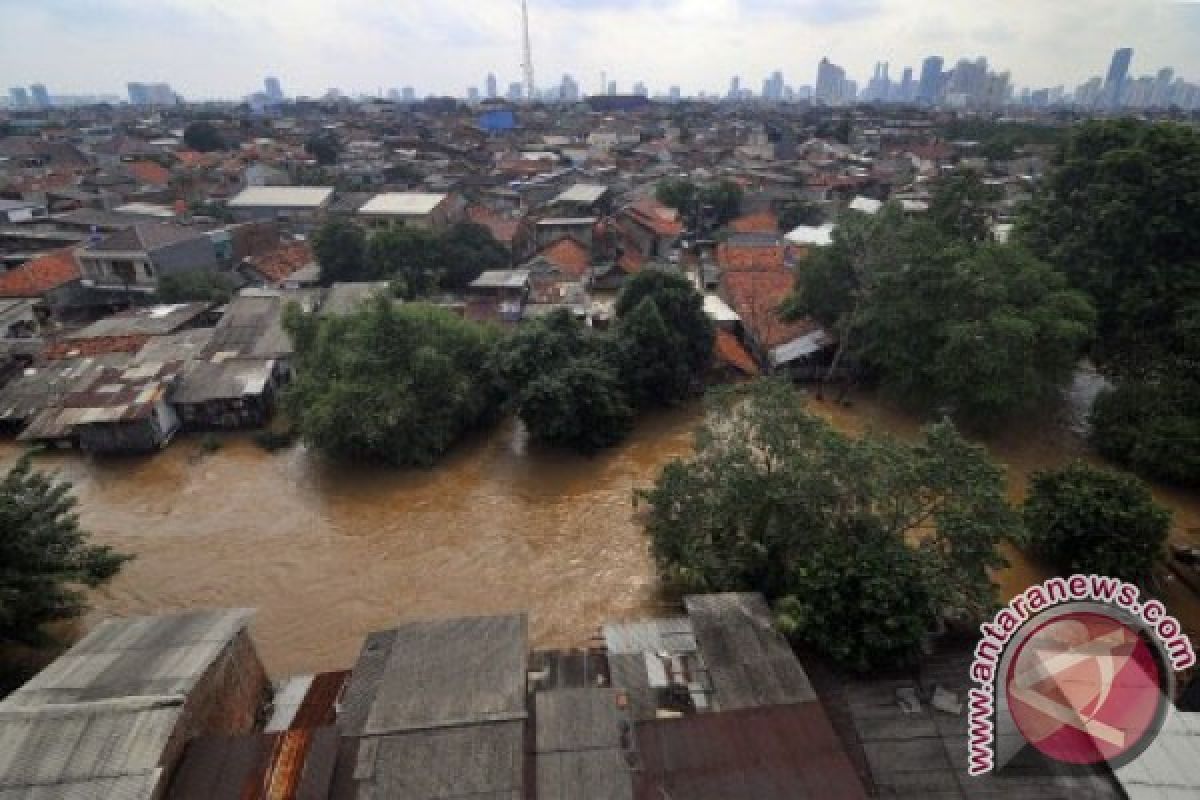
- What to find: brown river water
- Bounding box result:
[2,391,1198,678]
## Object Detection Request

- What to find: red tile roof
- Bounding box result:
[244,241,315,285]
[0,248,82,298]
[722,271,814,350]
[622,200,684,237]
[730,211,780,234]
[537,237,592,279]
[126,160,171,187]
[717,243,787,272]
[43,335,152,361]
[715,329,760,378]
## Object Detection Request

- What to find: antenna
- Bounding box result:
[521,0,535,100]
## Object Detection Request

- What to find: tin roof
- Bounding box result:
[67,303,212,339]
[228,187,333,209]
[358,192,447,216]
[552,184,610,206]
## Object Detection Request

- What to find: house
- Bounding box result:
[0,247,84,323]
[77,222,221,294]
[467,269,531,324]
[532,236,592,281]
[0,609,266,800]
[226,186,334,233]
[242,163,290,187]
[0,354,127,433]
[356,191,460,231]
[615,199,684,261]
[848,195,884,215]
[0,197,48,223]
[716,233,787,273]
[722,270,829,371]
[549,183,613,215]
[535,217,597,249]
[0,298,39,341]
[46,301,215,358]
[239,241,315,287]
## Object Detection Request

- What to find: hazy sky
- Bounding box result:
[2,0,1199,99]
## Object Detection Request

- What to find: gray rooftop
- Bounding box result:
[551,184,610,206]
[321,282,392,317]
[0,355,129,423]
[469,270,531,291]
[202,291,315,361]
[67,303,212,340]
[171,358,275,404]
[535,689,634,800]
[1114,707,1200,798]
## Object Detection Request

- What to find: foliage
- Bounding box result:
[252,429,296,453]
[928,170,1002,243]
[940,119,1068,162]
[1023,461,1171,585]
[283,299,504,466]
[1089,378,1200,486]
[614,270,715,388]
[655,179,698,217]
[305,132,341,166]
[614,297,696,409]
[183,121,225,152]
[438,222,511,289]
[311,219,368,286]
[518,357,634,454]
[1019,120,1200,484]
[703,180,745,226]
[0,456,131,646]
[776,195,825,231]
[640,380,1016,671]
[789,206,1093,426]
[493,309,593,394]
[156,270,236,305]
[655,179,743,227]
[367,227,439,299]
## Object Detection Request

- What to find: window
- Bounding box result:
[143,262,155,278]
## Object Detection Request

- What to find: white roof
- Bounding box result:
[358,192,448,216]
[537,217,597,226]
[993,223,1015,243]
[470,270,531,290]
[227,186,333,209]
[849,196,883,215]
[114,202,174,218]
[769,329,832,367]
[552,184,609,205]
[900,199,929,213]
[785,223,835,247]
[703,294,741,323]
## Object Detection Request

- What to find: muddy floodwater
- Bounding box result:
[3,390,1199,677]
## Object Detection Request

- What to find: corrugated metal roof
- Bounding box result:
[358,192,447,216]
[228,187,333,209]
[361,614,528,736]
[684,593,817,710]
[469,270,531,291]
[168,726,340,800]
[1114,707,1200,798]
[552,184,610,206]
[535,689,635,800]
[633,703,868,799]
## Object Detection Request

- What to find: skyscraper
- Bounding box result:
[8,87,29,108]
[729,75,741,99]
[1103,47,1133,108]
[29,84,51,108]
[264,76,284,103]
[486,73,498,99]
[633,81,648,97]
[127,82,176,105]
[917,56,944,105]
[607,81,617,96]
[815,58,848,105]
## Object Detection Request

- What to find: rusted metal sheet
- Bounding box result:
[169,726,339,800]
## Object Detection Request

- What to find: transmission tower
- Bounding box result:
[521,0,536,100]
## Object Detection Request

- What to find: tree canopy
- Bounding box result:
[654,179,744,228]
[0,456,130,646]
[640,380,1017,672]
[518,357,634,454]
[1023,461,1171,586]
[1018,120,1200,484]
[283,299,504,466]
[776,195,825,232]
[789,204,1093,426]
[305,132,341,166]
[928,170,1002,244]
[156,270,236,305]
[614,270,715,389]
[312,219,368,286]
[182,121,225,152]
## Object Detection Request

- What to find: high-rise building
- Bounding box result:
[728,75,741,99]
[486,73,498,99]
[467,87,480,101]
[917,56,944,105]
[8,87,30,108]
[669,86,682,102]
[402,87,416,102]
[559,74,580,103]
[815,57,849,105]
[1103,47,1133,108]
[29,84,51,108]
[264,76,284,103]
[762,70,784,102]
[127,82,176,105]
[900,67,915,103]
[607,80,617,96]
[507,82,523,101]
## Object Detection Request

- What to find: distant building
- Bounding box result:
[29,83,50,108]
[918,55,945,104]
[264,75,284,102]
[356,191,460,231]
[126,81,176,105]
[1103,47,1134,108]
[486,72,498,98]
[227,186,334,233]
[8,87,29,108]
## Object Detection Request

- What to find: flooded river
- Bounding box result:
[2,389,1198,677]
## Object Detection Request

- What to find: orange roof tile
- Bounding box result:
[127,160,171,187]
[244,242,315,284]
[622,200,684,237]
[721,271,813,350]
[537,237,592,279]
[717,243,786,272]
[730,211,780,234]
[0,248,82,298]
[715,329,760,378]
[43,334,151,360]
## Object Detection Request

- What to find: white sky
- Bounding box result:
[1,0,1198,99]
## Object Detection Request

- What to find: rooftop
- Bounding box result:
[227,186,334,209]
[358,192,448,216]
[67,302,212,340]
[551,183,610,206]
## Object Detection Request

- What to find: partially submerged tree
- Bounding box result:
[1023,461,1171,586]
[0,456,131,646]
[614,270,715,391]
[284,298,504,466]
[640,380,1017,671]
[518,357,634,454]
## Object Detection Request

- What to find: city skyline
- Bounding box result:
[2,0,1199,101]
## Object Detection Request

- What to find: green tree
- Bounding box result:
[312,219,368,286]
[928,170,1001,243]
[367,226,442,299]
[614,271,715,391]
[493,310,593,395]
[0,456,131,646]
[640,380,1016,671]
[305,132,341,166]
[156,270,236,304]
[439,222,510,289]
[702,180,744,226]
[789,208,1093,425]
[776,196,824,231]
[183,121,225,152]
[519,357,633,453]
[614,297,695,408]
[655,179,698,217]
[1023,461,1171,585]
[1089,378,1200,486]
[283,299,504,466]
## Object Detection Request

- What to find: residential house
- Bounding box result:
[43,302,215,361]
[535,217,596,250]
[239,241,315,287]
[226,186,333,234]
[77,223,222,294]
[614,199,684,262]
[0,355,127,434]
[355,191,461,231]
[467,269,530,324]
[0,197,48,223]
[721,270,831,373]
[0,246,87,324]
[548,183,613,216]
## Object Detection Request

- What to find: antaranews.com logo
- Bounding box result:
[967,574,1196,776]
